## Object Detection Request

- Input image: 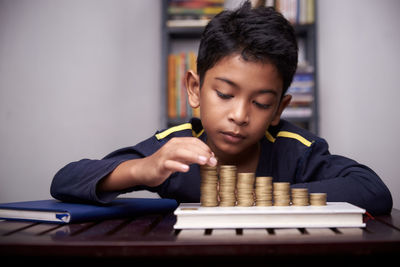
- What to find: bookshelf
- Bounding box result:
[161,0,318,134]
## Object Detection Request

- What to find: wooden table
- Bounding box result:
[1,209,399,266]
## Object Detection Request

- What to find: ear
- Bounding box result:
[270,94,292,126]
[185,70,201,108]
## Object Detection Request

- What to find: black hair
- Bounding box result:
[197,1,298,96]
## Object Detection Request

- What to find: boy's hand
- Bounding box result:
[98,137,217,193]
[140,137,217,187]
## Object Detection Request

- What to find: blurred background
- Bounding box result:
[0,0,399,209]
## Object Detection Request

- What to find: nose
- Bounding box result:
[228,100,249,126]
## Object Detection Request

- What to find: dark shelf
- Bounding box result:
[167,23,313,38]
[294,23,315,36]
[167,26,204,38]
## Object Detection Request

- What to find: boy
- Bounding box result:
[51,2,392,215]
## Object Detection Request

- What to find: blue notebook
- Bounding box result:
[0,198,178,224]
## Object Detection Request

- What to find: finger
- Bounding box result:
[166,137,217,166]
[181,138,217,161]
[207,156,218,166]
[197,154,217,166]
[182,139,218,166]
[171,148,206,165]
[177,137,214,155]
[164,160,189,173]
[172,147,219,167]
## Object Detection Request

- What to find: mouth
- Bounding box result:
[220,131,245,144]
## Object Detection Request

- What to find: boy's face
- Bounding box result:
[187,54,291,157]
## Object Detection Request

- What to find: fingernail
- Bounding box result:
[209,156,217,166]
[181,164,189,172]
[198,155,207,164]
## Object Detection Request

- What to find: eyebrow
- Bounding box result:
[215,77,278,96]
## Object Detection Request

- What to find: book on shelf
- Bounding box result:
[168,51,200,120]
[167,19,210,28]
[0,198,178,224]
[282,107,312,119]
[166,0,315,29]
[264,0,315,25]
[167,0,224,28]
[283,72,314,119]
[289,72,314,92]
[174,202,366,229]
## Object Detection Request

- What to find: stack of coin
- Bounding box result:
[236,173,255,206]
[200,165,219,207]
[309,193,327,206]
[255,176,273,206]
[291,188,309,206]
[273,182,291,206]
[219,165,237,206]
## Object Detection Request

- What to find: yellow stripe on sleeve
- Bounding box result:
[276,131,312,147]
[265,131,276,143]
[155,123,193,140]
[265,130,313,147]
[195,129,205,138]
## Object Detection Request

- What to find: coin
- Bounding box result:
[291,188,309,206]
[273,182,290,206]
[219,165,237,206]
[200,165,219,207]
[309,193,327,206]
[236,173,255,206]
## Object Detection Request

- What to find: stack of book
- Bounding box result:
[282,72,314,119]
[167,0,225,28]
[0,198,178,224]
[167,51,200,119]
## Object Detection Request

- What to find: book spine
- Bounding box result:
[285,72,314,118]
[306,0,314,24]
[167,51,199,120]
[168,0,224,22]
[168,55,176,118]
[176,54,181,118]
[273,0,314,25]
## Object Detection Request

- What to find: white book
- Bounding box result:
[167,19,210,28]
[174,202,365,229]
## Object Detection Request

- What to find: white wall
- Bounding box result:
[318,0,400,209]
[0,0,162,202]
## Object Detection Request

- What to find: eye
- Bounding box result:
[253,101,271,109]
[216,90,233,100]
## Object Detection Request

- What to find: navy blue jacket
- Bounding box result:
[51,118,392,215]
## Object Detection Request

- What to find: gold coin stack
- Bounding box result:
[255,176,273,206]
[309,193,327,206]
[236,173,255,206]
[273,182,291,206]
[219,165,237,206]
[200,165,219,207]
[291,188,309,206]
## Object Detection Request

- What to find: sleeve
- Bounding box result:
[50,136,163,204]
[292,139,393,215]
